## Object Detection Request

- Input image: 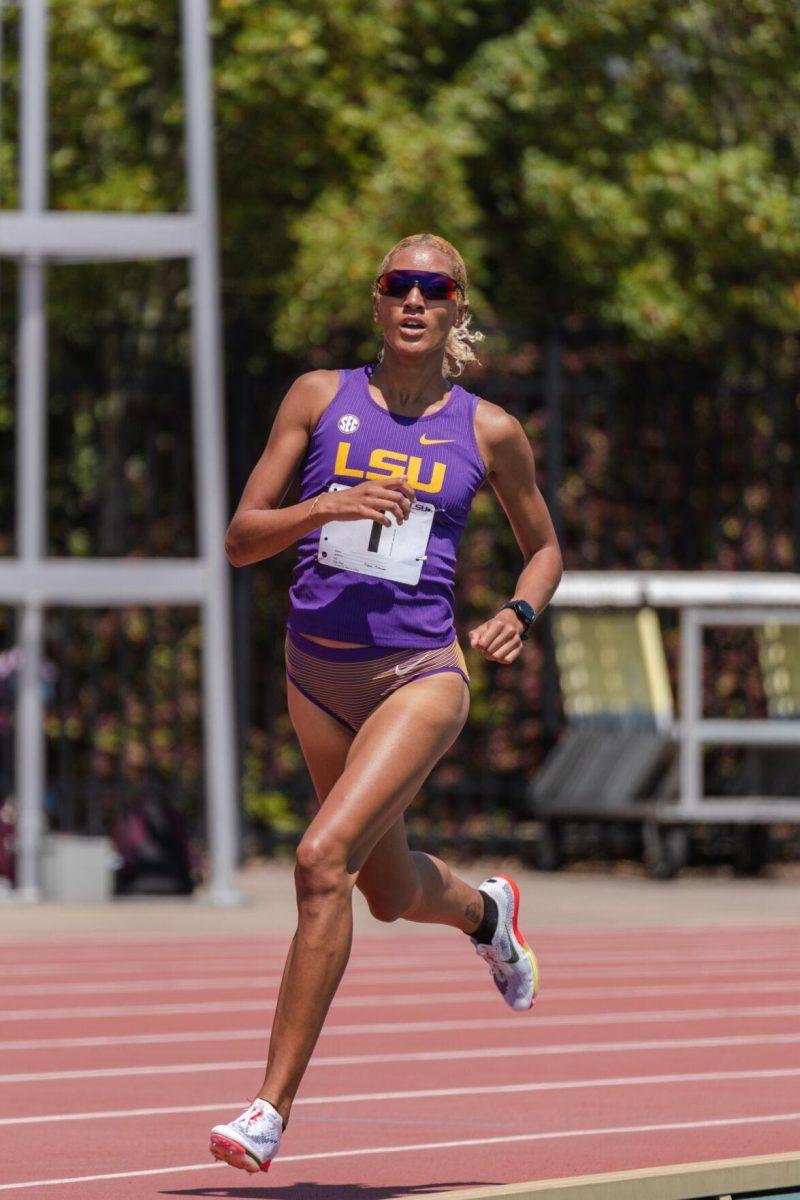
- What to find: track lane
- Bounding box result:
[2,927,800,1196]
[5,1021,800,1078]
[6,1001,800,1057]
[6,1114,800,1199]
[4,1081,800,1193]
[6,1017,800,1074]
[5,1038,800,1120]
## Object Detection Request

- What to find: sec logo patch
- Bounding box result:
[337,413,361,434]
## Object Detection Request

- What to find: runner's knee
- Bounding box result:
[294,835,350,905]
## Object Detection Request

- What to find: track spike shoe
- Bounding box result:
[471,873,539,1012]
[209,1096,282,1173]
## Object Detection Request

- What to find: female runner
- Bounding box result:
[210,233,563,1173]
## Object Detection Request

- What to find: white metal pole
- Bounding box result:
[14,0,48,900]
[181,0,242,905]
[678,607,703,814]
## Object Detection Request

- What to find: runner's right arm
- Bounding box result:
[225,372,414,567]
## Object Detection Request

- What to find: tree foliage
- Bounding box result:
[1,2,798,846]
[3,0,797,360]
[273,0,800,359]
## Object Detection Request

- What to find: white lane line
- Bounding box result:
[0,976,270,997]
[2,1110,800,1189]
[4,1001,800,1052]
[518,979,800,999]
[5,976,800,1023]
[0,969,474,998]
[0,921,794,948]
[0,961,412,980]
[0,933,793,967]
[5,1030,800,1085]
[1,947,797,978]
[5,959,800,996]
[0,957,450,980]
[0,992,490,1021]
[3,940,796,979]
[0,1100,236,1125]
[1,921,796,946]
[5,1066,800,1126]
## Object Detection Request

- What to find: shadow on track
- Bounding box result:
[161,1183,492,1199]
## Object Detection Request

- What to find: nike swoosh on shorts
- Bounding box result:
[394,653,433,676]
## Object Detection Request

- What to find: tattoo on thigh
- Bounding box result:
[464,899,481,926]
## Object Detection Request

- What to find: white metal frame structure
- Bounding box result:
[0,0,241,903]
[551,571,800,818]
[679,605,800,820]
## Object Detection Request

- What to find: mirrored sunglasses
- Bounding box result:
[374,270,462,301]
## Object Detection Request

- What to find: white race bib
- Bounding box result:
[317,483,435,586]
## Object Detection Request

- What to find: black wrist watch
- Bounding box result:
[500,599,537,640]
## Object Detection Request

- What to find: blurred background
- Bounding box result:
[1,0,799,902]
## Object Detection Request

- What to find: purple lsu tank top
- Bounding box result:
[287,365,487,648]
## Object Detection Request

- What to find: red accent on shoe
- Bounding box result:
[495,873,539,1010]
[209,1132,266,1174]
[495,873,525,944]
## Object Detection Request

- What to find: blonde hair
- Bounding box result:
[376,233,484,378]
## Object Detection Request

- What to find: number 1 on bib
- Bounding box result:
[317,483,435,585]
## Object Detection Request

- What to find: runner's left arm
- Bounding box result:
[469,404,563,664]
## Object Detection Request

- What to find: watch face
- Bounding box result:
[514,601,535,624]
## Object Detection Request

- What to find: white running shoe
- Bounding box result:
[209,1096,283,1174]
[471,874,539,1012]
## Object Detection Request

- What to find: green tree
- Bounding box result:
[6,1,798,362]
[278,0,800,367]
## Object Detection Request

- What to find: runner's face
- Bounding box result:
[373,247,466,362]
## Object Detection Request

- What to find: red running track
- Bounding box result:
[1,923,800,1198]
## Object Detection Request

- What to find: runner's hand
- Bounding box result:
[468,611,525,664]
[320,475,415,526]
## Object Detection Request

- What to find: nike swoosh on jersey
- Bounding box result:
[419,435,454,445]
[394,653,433,676]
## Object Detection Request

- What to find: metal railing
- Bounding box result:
[679,605,800,819]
